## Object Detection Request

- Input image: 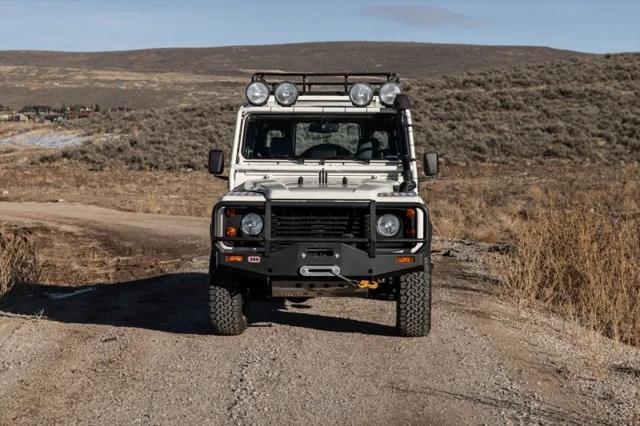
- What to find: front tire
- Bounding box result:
[286,297,310,304]
[396,263,432,337]
[208,272,247,335]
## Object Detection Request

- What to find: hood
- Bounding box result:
[234,177,397,200]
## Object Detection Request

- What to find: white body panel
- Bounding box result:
[225,95,421,205]
[216,94,427,253]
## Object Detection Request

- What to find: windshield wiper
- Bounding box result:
[268,156,305,164]
[324,155,370,164]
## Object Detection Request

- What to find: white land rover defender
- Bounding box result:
[207,73,439,336]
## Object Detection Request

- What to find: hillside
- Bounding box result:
[0,42,587,109]
[0,42,586,76]
[40,54,639,170]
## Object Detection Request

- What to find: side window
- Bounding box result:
[242,123,258,157]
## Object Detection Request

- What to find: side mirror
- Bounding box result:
[423,152,439,177]
[208,150,224,174]
[394,94,410,110]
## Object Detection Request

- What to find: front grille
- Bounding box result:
[271,205,369,248]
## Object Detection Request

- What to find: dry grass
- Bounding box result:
[0,224,199,287]
[0,163,225,217]
[423,162,640,241]
[0,225,42,297]
[424,178,519,243]
[423,162,640,346]
[494,186,640,346]
[0,122,51,139]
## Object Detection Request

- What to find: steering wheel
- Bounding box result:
[299,143,351,159]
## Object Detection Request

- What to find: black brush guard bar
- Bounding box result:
[211,200,429,258]
[251,72,400,96]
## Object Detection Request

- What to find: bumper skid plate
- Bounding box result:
[271,280,368,298]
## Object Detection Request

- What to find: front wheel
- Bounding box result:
[396,264,432,337]
[208,272,247,335]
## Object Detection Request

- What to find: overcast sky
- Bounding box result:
[1,0,639,53]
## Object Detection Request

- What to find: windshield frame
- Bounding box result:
[238,112,406,164]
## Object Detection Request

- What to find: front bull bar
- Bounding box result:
[211,200,431,258]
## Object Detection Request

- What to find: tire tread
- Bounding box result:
[396,265,432,337]
[208,272,247,335]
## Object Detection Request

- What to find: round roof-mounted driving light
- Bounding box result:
[379,82,402,107]
[245,81,270,106]
[274,81,298,106]
[349,82,374,107]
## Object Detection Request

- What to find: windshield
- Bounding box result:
[242,114,403,161]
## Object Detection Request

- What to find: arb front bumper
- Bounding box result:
[216,241,426,279]
[211,200,431,281]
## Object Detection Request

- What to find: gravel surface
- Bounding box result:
[0,202,638,425]
[0,130,89,149]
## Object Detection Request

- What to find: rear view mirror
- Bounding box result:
[208,150,224,174]
[423,152,439,177]
[309,122,339,133]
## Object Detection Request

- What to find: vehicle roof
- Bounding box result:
[240,95,399,113]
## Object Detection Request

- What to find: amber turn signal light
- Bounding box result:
[405,208,416,219]
[395,256,415,264]
[224,255,244,263]
[225,226,237,237]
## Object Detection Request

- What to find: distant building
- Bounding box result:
[44,113,66,123]
[64,104,102,119]
[10,113,28,122]
[20,105,52,115]
[9,104,109,121]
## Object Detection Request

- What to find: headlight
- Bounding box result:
[240,213,264,235]
[377,214,400,237]
[274,81,298,106]
[245,81,270,106]
[349,82,373,107]
[379,82,402,107]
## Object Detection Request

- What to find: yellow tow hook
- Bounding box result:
[358,280,379,289]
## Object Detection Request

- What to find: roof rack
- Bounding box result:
[251,72,400,96]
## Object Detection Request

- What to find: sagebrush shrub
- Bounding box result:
[498,206,640,346]
[41,54,640,171]
[0,226,41,297]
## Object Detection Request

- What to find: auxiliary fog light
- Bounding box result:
[274,81,298,106]
[349,82,373,107]
[245,81,270,106]
[379,82,402,107]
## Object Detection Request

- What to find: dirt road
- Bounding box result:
[1,202,638,425]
